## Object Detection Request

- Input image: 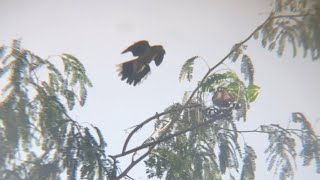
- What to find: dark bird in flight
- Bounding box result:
[117,40,166,86]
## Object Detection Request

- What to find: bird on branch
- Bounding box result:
[212,87,240,109]
[117,40,166,86]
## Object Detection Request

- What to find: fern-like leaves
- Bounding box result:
[61,53,92,107]
[217,122,241,174]
[241,144,257,180]
[292,112,320,173]
[241,55,254,85]
[0,40,108,180]
[263,125,297,180]
[179,56,198,82]
[256,0,320,60]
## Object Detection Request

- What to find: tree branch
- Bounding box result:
[272,13,318,19]
[235,127,320,138]
[113,111,228,159]
[122,104,200,153]
[116,145,155,180]
[113,115,319,160]
[185,12,275,105]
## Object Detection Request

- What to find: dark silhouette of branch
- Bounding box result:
[113,119,318,160]
[122,104,201,153]
[234,127,320,138]
[113,111,231,159]
[116,145,155,180]
[272,13,318,19]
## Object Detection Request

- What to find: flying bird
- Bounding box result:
[117,40,166,86]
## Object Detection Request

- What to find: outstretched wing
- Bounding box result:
[152,45,166,66]
[122,40,150,57]
[118,41,165,86]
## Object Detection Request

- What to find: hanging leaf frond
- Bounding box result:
[179,56,198,82]
[292,112,320,173]
[229,44,243,63]
[241,55,255,85]
[0,40,105,180]
[263,125,297,180]
[256,2,320,60]
[241,144,257,180]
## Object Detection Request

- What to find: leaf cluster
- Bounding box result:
[256,0,320,60]
[145,98,250,179]
[0,40,108,180]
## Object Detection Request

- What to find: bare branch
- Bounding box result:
[116,145,155,180]
[122,104,200,153]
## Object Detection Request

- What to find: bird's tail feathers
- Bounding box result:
[133,65,151,86]
[117,59,151,86]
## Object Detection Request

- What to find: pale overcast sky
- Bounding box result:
[1,0,319,179]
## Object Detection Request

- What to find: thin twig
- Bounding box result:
[113,113,225,158]
[116,145,155,180]
[122,104,200,153]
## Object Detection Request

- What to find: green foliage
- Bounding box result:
[153,4,320,175]
[262,125,297,180]
[246,84,260,103]
[145,95,243,179]
[0,40,108,180]
[241,144,256,180]
[241,55,254,85]
[199,71,253,122]
[292,112,320,173]
[145,102,222,179]
[217,121,241,174]
[79,128,107,180]
[274,0,308,12]
[61,53,92,106]
[200,72,238,93]
[179,56,198,82]
[257,0,320,60]
[229,44,244,63]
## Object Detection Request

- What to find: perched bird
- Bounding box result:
[212,87,240,109]
[117,40,166,86]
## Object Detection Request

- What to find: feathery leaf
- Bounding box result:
[241,144,256,180]
[241,55,255,85]
[179,56,198,82]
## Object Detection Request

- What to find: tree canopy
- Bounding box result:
[1,0,320,179]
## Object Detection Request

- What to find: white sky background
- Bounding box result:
[1,0,319,179]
